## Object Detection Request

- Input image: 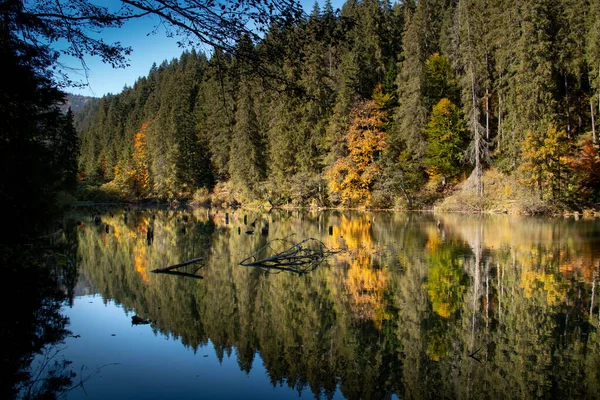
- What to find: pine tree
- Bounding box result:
[55,109,80,191]
[454,0,490,196]
[266,92,301,187]
[229,81,266,200]
[511,1,555,142]
[0,26,77,239]
[423,98,467,183]
[554,0,588,138]
[392,2,429,166]
[174,52,213,191]
[196,49,235,181]
[587,0,600,144]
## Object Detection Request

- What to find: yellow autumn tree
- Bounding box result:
[131,121,151,197]
[519,124,570,200]
[326,95,388,207]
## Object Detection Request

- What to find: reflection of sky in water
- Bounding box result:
[62,295,343,400]
[43,210,600,399]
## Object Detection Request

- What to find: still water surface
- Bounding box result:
[41,210,600,398]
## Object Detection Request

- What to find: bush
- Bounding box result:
[191,187,211,207]
[371,189,394,209]
[435,168,560,215]
[210,181,238,208]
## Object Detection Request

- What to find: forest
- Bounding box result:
[74,0,600,213]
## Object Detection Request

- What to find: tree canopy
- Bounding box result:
[72,0,600,210]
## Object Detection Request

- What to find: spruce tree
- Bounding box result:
[229,81,266,200]
[390,2,429,177]
[587,0,600,143]
[454,0,490,196]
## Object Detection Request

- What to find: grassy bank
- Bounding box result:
[434,168,600,216]
[73,168,600,217]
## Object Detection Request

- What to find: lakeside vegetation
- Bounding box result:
[74,0,600,214]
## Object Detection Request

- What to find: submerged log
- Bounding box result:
[132,315,150,325]
[151,257,203,273]
[239,236,340,275]
[156,270,204,280]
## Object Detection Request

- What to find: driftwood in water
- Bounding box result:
[132,315,151,325]
[151,257,203,273]
[154,270,204,280]
[239,236,339,275]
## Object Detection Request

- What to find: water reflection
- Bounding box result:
[70,209,600,399]
[1,223,80,399]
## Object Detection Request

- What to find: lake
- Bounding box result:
[17,209,600,399]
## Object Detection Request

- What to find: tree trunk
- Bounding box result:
[592,98,597,145]
[498,73,503,152]
[485,53,490,142]
[152,257,204,273]
[591,273,596,319]
[471,65,482,197]
[486,87,490,141]
[565,75,571,138]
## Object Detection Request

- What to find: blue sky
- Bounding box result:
[67,0,345,97]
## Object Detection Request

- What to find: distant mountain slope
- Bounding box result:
[61,94,99,113]
[63,94,101,132]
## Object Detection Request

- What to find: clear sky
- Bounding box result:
[67,0,345,98]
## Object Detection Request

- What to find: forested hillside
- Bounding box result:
[61,94,98,113]
[76,0,600,211]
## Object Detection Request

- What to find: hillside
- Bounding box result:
[61,94,98,113]
[74,0,600,213]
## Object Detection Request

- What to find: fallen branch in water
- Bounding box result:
[151,257,203,273]
[153,270,204,280]
[239,236,340,275]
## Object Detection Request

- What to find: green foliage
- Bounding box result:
[423,98,468,181]
[72,0,600,211]
[229,81,266,200]
[423,53,460,109]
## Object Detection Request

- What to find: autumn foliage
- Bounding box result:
[131,122,151,196]
[111,121,151,198]
[571,140,600,201]
[327,98,388,207]
[519,125,570,200]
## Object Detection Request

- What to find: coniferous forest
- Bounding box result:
[3,2,600,398]
[74,0,600,213]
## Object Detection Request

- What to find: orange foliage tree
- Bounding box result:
[131,122,151,197]
[326,95,389,207]
[571,140,600,201]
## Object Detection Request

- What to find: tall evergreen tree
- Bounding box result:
[0,23,77,240]
[587,0,600,143]
[229,81,266,199]
[554,0,588,138]
[196,49,236,181]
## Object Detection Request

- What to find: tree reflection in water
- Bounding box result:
[1,222,79,399]
[20,209,600,399]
